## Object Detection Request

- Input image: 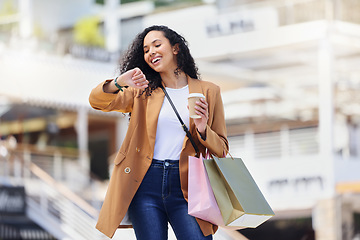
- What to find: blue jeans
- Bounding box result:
[128,159,213,240]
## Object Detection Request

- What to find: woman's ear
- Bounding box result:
[173,43,180,54]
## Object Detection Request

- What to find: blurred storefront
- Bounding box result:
[0,186,56,239]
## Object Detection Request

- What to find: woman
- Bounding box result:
[89,25,228,240]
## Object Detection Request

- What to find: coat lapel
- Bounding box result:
[146,87,165,153]
[188,77,203,135]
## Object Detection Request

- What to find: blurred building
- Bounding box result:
[144,0,360,239]
[1,0,360,239]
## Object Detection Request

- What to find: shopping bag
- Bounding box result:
[188,154,224,225]
[203,154,274,228]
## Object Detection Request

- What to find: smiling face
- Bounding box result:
[143,30,179,74]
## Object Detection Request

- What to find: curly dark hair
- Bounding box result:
[119,25,200,96]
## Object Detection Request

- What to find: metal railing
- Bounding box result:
[0,144,106,240]
[24,163,105,240]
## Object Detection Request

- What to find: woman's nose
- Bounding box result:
[149,47,156,55]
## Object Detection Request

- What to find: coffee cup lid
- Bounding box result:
[188,93,205,99]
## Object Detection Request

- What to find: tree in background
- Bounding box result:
[73,16,105,47]
[0,0,17,32]
[0,0,16,16]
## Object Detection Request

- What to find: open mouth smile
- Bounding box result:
[151,57,161,64]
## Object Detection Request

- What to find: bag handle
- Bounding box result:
[206,149,229,159]
[160,85,200,156]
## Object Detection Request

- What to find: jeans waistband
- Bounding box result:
[151,159,179,168]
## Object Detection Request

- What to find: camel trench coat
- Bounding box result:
[89,76,229,238]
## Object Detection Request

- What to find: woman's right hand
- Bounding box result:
[117,67,149,89]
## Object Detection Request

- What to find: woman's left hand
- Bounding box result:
[193,98,209,139]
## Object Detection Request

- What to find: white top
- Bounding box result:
[153,85,190,160]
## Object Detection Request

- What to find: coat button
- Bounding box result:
[124,167,131,173]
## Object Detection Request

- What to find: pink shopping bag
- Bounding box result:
[188,153,224,225]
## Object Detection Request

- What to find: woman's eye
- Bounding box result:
[155,44,161,47]
[144,50,149,53]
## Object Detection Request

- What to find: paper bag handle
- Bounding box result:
[206,148,234,160]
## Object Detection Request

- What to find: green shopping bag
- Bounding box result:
[203,155,274,228]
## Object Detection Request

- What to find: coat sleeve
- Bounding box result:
[89,80,138,113]
[197,84,229,157]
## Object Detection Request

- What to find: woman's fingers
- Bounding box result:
[193,98,208,136]
[194,98,208,118]
[131,69,148,89]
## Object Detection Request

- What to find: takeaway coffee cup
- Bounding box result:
[188,93,205,119]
